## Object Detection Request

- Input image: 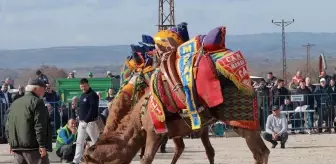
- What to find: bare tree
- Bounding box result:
[16,65,67,87]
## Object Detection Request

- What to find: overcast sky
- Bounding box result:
[0,0,334,49]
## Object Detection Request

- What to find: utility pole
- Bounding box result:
[302,43,315,76]
[272,19,294,84]
[158,0,175,31]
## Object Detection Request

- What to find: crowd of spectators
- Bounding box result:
[0,70,117,140]
[253,69,336,134]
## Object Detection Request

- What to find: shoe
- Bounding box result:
[271,142,278,148]
[280,143,285,149]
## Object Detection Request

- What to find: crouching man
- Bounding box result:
[56,119,77,163]
[263,105,288,149]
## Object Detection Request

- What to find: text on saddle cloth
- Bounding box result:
[211,50,254,95]
[177,37,202,130]
[149,69,166,122]
[147,69,168,134]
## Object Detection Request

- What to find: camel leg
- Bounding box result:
[170,137,185,164]
[139,146,145,159]
[140,129,164,164]
[200,127,215,164]
[233,127,270,164]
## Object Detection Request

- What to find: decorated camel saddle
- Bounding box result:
[146,26,257,133]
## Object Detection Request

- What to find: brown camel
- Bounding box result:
[84,90,270,164]
[101,85,214,164]
[85,29,269,164]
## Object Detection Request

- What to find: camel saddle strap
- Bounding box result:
[162,79,179,111]
[160,53,186,105]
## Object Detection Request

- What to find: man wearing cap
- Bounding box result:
[314,77,331,133]
[36,70,49,84]
[6,79,52,164]
[263,105,288,148]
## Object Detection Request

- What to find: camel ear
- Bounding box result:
[155,43,165,53]
[166,37,179,49]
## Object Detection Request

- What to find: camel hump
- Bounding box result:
[202,26,227,52]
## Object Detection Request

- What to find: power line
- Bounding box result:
[302,43,315,76]
[272,19,294,84]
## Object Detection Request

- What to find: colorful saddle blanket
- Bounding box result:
[174,27,228,130]
[221,87,259,130]
[148,69,168,134]
[211,50,253,94]
[176,37,202,130]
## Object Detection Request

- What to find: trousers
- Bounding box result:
[72,120,100,163]
[56,144,76,161]
[13,150,50,164]
[263,132,288,144]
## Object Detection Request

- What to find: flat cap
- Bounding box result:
[272,105,280,111]
[28,79,47,87]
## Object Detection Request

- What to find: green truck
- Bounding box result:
[56,78,120,103]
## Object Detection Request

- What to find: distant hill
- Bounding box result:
[0,32,336,69]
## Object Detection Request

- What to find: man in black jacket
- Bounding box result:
[266,72,277,88]
[270,79,290,107]
[72,78,100,164]
[328,79,336,132]
[314,78,331,133]
[296,80,314,133]
[6,79,51,164]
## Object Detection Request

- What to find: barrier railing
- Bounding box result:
[1,92,335,140]
[257,92,336,134]
[0,100,109,139]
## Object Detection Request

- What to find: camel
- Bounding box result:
[102,42,213,163]
[84,26,270,164]
[104,90,212,163]
[84,90,269,164]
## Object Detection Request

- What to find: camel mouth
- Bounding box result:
[83,154,95,163]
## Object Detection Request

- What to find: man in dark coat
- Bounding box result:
[12,86,25,102]
[36,70,49,84]
[270,79,290,107]
[6,79,52,164]
[0,83,13,138]
[72,78,100,164]
[314,78,331,133]
[266,72,277,88]
[328,79,336,132]
[296,80,314,133]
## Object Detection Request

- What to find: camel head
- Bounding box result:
[83,135,127,164]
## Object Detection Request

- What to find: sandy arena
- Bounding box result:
[0,134,335,164]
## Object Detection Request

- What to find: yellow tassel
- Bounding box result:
[215,62,254,95]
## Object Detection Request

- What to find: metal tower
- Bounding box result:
[158,0,175,31]
[302,43,315,76]
[272,19,294,84]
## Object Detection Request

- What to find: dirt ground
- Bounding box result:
[0,134,335,164]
